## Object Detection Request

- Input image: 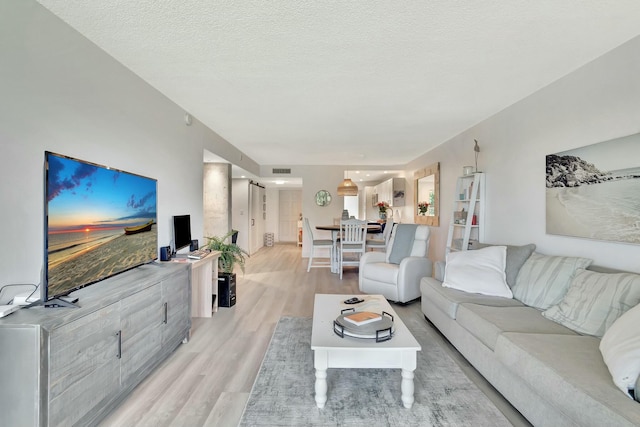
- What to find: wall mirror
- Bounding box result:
[315,190,332,207]
[414,162,439,226]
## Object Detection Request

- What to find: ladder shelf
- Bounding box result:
[446,172,485,254]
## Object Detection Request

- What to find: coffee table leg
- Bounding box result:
[401,351,417,409]
[314,350,328,408]
[401,369,415,408]
[315,368,328,408]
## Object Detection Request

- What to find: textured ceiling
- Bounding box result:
[37,1,640,167]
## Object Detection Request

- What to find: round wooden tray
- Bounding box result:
[333,311,394,342]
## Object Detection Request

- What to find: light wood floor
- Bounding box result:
[99,243,530,427]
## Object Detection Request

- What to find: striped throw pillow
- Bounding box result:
[543,269,640,337]
[512,252,592,310]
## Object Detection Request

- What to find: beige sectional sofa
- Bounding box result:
[420,248,640,427]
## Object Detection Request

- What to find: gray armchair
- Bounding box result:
[359,224,432,303]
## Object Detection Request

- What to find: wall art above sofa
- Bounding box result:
[546,132,640,245]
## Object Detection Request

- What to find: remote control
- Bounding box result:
[343,297,364,304]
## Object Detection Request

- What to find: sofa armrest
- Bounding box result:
[434,261,446,282]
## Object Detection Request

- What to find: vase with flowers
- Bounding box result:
[377,201,390,220]
[418,202,429,216]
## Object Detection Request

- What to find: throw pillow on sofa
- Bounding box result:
[471,242,536,287]
[599,302,640,398]
[442,246,512,298]
[512,252,592,310]
[543,269,640,337]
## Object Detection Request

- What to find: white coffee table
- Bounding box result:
[310,294,421,409]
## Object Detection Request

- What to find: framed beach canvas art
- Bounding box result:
[546,133,640,245]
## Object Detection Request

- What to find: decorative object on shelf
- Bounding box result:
[315,189,332,206]
[337,170,358,196]
[463,166,474,176]
[474,139,481,173]
[377,201,390,219]
[418,202,429,215]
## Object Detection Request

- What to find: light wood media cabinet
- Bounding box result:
[0,262,191,426]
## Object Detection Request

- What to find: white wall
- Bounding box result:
[406,35,640,273]
[203,163,232,243]
[0,2,247,293]
[231,179,250,252]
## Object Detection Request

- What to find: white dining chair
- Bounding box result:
[304,218,333,272]
[366,218,393,252]
[338,219,367,280]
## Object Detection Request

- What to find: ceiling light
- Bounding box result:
[337,178,358,196]
[337,170,358,196]
[275,180,285,185]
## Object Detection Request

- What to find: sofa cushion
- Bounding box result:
[472,243,536,287]
[600,302,640,397]
[420,277,524,320]
[443,246,512,298]
[513,252,592,310]
[456,304,577,350]
[543,269,640,337]
[496,333,640,427]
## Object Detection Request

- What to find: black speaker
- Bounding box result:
[190,239,199,251]
[160,246,172,261]
[218,273,236,307]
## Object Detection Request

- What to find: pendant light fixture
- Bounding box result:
[337,170,359,196]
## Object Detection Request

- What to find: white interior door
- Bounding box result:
[279,190,302,242]
[249,184,265,255]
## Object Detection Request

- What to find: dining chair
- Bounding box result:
[338,219,367,280]
[366,217,393,252]
[303,218,333,272]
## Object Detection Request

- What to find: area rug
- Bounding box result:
[239,316,511,426]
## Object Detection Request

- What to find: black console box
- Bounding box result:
[218,273,236,307]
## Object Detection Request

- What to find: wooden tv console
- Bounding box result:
[0,262,191,426]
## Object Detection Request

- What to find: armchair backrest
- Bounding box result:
[385,224,430,263]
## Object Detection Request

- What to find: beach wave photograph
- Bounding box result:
[546,133,640,245]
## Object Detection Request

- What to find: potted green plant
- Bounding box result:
[206,230,248,307]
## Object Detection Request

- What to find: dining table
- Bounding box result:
[315,223,382,273]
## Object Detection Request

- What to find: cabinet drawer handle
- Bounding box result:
[163,302,168,324]
[116,330,122,359]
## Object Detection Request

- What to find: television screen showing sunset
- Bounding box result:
[46,152,157,297]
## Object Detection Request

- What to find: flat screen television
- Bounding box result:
[45,151,158,305]
[173,214,192,252]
